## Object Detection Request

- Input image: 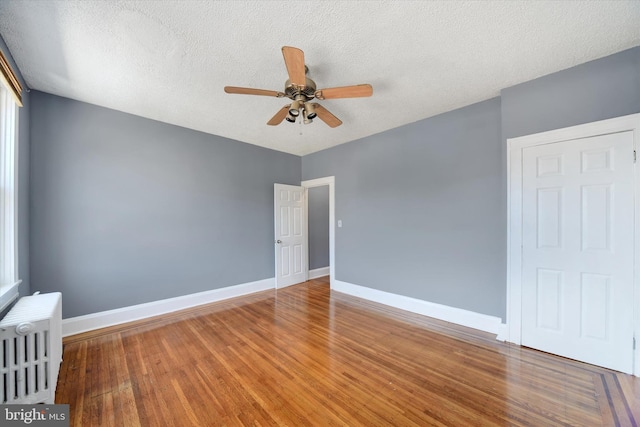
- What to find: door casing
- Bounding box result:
[506,113,640,376]
[301,176,335,289]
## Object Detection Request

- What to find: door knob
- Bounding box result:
[275,240,282,244]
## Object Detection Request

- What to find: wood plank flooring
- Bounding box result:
[57,277,639,426]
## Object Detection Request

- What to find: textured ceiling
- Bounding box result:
[1,1,639,156]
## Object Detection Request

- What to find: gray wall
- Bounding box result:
[303,98,505,318]
[308,186,329,270]
[501,46,640,140]
[20,44,640,322]
[302,46,640,322]
[0,36,29,319]
[30,91,300,318]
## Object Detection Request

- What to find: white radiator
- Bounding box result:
[0,292,62,404]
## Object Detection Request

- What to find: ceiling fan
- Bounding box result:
[224,46,373,128]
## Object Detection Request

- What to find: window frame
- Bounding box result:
[0,83,20,312]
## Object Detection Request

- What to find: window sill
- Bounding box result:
[0,280,21,313]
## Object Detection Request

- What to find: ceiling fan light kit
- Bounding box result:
[302,109,313,125]
[304,102,317,119]
[224,46,373,128]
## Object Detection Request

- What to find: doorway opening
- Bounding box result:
[302,177,335,288]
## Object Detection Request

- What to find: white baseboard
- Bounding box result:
[308,266,330,279]
[495,323,508,342]
[333,280,506,338]
[62,278,275,337]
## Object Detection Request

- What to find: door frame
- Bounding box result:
[506,113,640,376]
[301,176,335,289]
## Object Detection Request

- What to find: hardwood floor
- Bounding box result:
[57,277,639,426]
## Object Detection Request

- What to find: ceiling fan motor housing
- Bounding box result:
[284,77,317,100]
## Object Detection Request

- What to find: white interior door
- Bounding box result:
[521,131,634,373]
[274,184,307,288]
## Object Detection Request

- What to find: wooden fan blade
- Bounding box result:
[312,103,342,128]
[224,86,285,97]
[315,84,373,100]
[281,46,306,87]
[267,105,291,126]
